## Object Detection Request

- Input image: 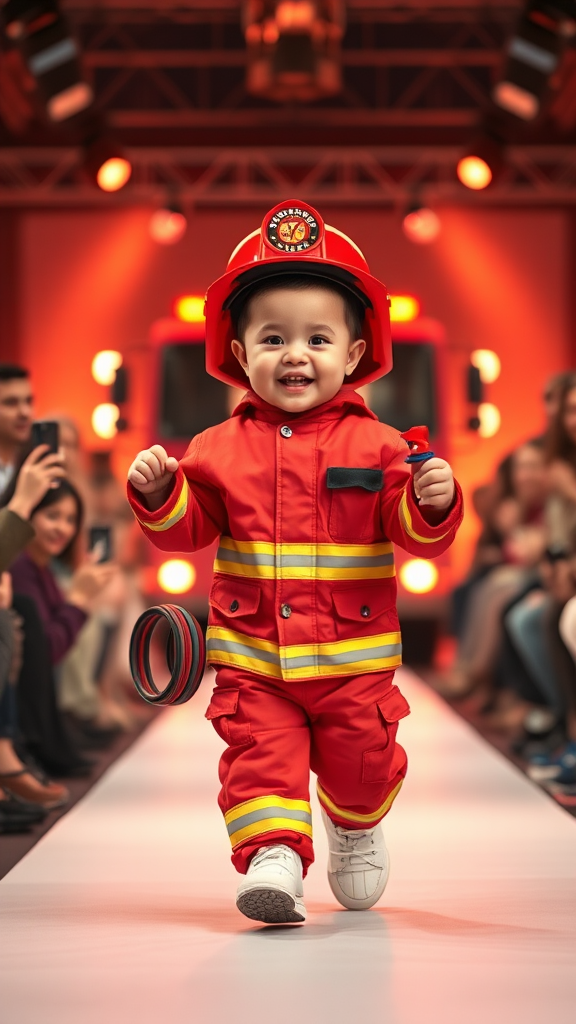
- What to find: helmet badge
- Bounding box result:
[265,203,322,254]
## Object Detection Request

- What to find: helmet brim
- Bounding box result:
[205,255,392,389]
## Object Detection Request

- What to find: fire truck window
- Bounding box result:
[159,344,230,439]
[368,342,437,436]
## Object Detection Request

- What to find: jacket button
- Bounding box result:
[280,425,293,438]
[361,605,371,617]
[280,603,292,619]
[229,600,239,612]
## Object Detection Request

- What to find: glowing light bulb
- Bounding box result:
[173,295,205,323]
[399,559,439,594]
[97,157,132,193]
[157,559,196,594]
[457,155,492,191]
[478,403,501,438]
[471,350,501,385]
[389,295,421,323]
[91,403,120,439]
[150,208,187,245]
[91,350,123,386]
[402,207,441,245]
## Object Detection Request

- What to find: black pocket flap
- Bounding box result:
[327,467,383,492]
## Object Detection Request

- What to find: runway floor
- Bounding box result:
[1,667,575,1024]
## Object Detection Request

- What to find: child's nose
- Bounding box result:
[283,340,308,362]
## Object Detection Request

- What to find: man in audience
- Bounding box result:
[0,364,33,495]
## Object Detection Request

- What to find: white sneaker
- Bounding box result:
[322,808,390,910]
[236,845,306,923]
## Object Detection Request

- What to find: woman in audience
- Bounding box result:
[0,468,115,792]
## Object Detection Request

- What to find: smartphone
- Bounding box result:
[89,526,112,563]
[31,420,59,457]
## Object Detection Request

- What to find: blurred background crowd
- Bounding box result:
[0,362,149,837]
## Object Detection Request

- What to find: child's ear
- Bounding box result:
[231,339,249,375]
[344,339,367,376]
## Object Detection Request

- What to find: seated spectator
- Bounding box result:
[441,439,547,700]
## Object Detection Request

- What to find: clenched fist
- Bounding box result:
[412,457,455,510]
[127,445,179,510]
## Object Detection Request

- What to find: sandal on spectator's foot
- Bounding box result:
[0,789,46,827]
[0,769,70,810]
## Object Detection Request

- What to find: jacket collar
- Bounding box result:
[232,387,379,425]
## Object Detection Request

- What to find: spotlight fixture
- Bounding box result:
[149,201,187,246]
[457,134,504,191]
[1,0,93,121]
[402,203,441,245]
[243,0,345,102]
[493,1,576,121]
[83,134,132,193]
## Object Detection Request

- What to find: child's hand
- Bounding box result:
[412,457,455,510]
[127,445,179,497]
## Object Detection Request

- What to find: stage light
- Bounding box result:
[149,205,187,246]
[457,155,493,190]
[389,295,420,323]
[478,402,501,438]
[91,403,119,439]
[82,134,132,193]
[2,0,93,121]
[471,349,501,384]
[492,3,575,121]
[91,350,123,386]
[402,205,441,245]
[399,559,439,594]
[244,0,345,102]
[97,156,131,193]
[173,294,205,323]
[158,559,196,594]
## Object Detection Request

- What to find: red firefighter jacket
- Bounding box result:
[128,388,463,682]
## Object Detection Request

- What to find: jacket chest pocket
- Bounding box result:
[327,467,383,543]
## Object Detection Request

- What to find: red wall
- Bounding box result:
[18,205,571,579]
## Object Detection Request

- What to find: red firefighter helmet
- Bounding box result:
[204,200,392,388]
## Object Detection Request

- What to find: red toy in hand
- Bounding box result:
[400,426,435,464]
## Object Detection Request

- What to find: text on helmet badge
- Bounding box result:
[266,206,321,253]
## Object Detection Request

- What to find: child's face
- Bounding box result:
[231,285,366,413]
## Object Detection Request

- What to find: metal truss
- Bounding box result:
[55,3,517,132]
[2,145,576,206]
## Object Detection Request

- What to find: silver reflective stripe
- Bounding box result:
[278,553,394,568]
[509,37,557,74]
[227,806,312,837]
[280,643,403,672]
[206,636,280,667]
[216,547,275,567]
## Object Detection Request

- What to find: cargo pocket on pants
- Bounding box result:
[362,685,410,783]
[205,688,254,747]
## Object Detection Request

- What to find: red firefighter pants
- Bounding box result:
[205,667,410,875]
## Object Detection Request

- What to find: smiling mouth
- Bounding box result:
[278,375,314,389]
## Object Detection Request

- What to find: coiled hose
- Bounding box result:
[130,604,205,705]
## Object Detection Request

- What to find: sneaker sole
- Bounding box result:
[236,887,306,924]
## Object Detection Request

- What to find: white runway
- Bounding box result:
[1,668,575,1024]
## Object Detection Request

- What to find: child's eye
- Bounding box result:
[309,336,329,346]
[263,335,284,346]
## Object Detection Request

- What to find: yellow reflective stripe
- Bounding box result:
[213,561,395,581]
[138,479,188,533]
[206,626,403,681]
[225,794,311,826]
[317,779,403,825]
[398,490,448,545]
[229,818,313,849]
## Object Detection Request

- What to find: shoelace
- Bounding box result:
[252,844,294,869]
[333,829,381,869]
